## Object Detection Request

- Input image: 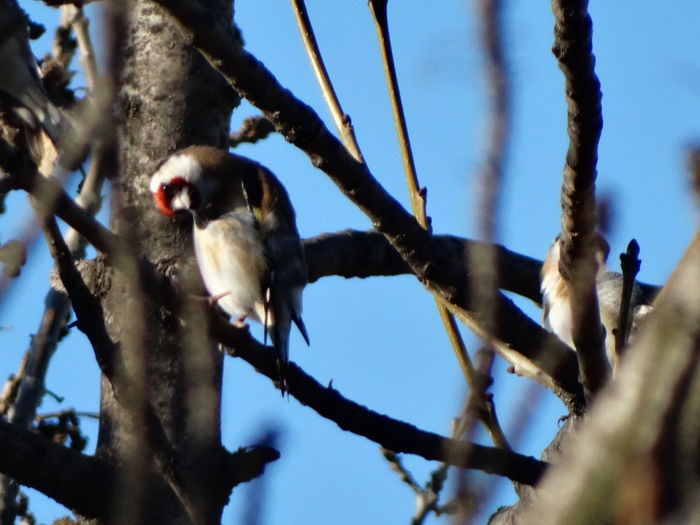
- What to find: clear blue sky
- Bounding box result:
[1,1,699,523]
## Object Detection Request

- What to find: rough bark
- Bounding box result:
[93,1,238,523]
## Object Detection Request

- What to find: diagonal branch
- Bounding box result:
[290,0,363,162]
[0,416,274,520]
[368,0,482,436]
[551,0,606,397]
[212,314,548,486]
[0,160,107,521]
[0,138,121,261]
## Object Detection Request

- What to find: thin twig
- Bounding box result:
[450,2,515,518]
[367,0,481,415]
[475,0,509,244]
[469,0,512,446]
[381,448,423,495]
[0,355,28,416]
[365,4,518,510]
[70,7,99,91]
[368,0,425,225]
[290,0,363,162]
[35,409,100,421]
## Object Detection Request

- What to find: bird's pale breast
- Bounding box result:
[194,212,267,322]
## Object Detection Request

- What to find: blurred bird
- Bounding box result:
[149,146,310,392]
[541,233,648,374]
[0,1,66,145]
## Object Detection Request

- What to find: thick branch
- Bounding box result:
[212,315,547,486]
[306,230,543,302]
[551,0,606,396]
[41,216,118,376]
[0,417,273,520]
[0,419,115,518]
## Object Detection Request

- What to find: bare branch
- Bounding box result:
[69,7,100,91]
[213,315,547,486]
[303,230,659,304]
[368,0,426,225]
[368,0,481,433]
[0,138,119,257]
[291,0,363,162]
[0,415,274,520]
[38,0,100,7]
[40,215,117,375]
[228,116,275,148]
[475,0,510,242]
[551,0,606,397]
[304,230,535,300]
[381,448,423,494]
[0,419,115,519]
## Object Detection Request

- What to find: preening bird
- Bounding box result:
[541,233,648,374]
[0,0,65,144]
[149,146,310,392]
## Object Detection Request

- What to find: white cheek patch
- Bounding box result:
[149,153,203,193]
[171,191,192,211]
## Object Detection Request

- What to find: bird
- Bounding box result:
[0,0,65,145]
[149,145,310,393]
[540,233,647,374]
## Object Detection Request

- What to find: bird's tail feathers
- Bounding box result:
[275,354,289,397]
[292,311,310,346]
[271,322,290,396]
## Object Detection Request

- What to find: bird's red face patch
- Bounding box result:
[154,177,189,217]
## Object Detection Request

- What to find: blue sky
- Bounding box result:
[1,1,699,523]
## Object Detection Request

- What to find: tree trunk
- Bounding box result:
[95,1,237,523]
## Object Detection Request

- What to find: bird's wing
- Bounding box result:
[263,230,309,394]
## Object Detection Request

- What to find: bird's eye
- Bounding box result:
[161,182,177,201]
